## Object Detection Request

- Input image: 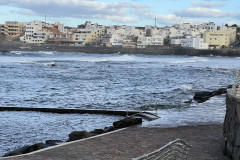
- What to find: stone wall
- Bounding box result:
[223,93,240,159]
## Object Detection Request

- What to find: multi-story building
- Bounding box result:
[0,21,24,40]
[181,36,208,49]
[198,22,217,31]
[20,21,51,43]
[73,29,105,46]
[171,36,208,49]
[203,28,237,49]
[137,35,164,48]
[0,24,5,34]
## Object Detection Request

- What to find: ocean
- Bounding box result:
[0,51,239,156]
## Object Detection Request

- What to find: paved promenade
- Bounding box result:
[1,124,228,160]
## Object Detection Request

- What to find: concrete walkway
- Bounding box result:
[1,124,228,160]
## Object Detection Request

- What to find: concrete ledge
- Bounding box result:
[0,106,139,116]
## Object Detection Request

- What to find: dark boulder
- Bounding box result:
[89,129,105,137]
[22,143,45,154]
[193,91,214,103]
[104,126,116,132]
[3,143,45,157]
[113,117,142,129]
[194,87,228,103]
[93,129,105,134]
[67,130,90,142]
[213,88,227,96]
[45,140,63,146]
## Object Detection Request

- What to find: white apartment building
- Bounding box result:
[137,35,164,48]
[198,22,217,34]
[110,33,125,46]
[180,36,208,49]
[20,21,51,43]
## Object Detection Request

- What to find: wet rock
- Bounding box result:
[104,126,116,132]
[45,140,63,146]
[3,143,45,157]
[213,88,227,96]
[89,131,99,137]
[113,117,142,129]
[67,130,90,142]
[193,91,214,103]
[93,129,105,134]
[194,87,228,103]
[89,129,105,137]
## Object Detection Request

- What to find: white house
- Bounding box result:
[20,21,51,44]
[181,36,208,49]
[137,35,164,48]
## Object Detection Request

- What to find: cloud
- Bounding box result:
[173,7,238,18]
[191,1,224,8]
[15,9,37,16]
[0,0,146,23]
[132,8,205,26]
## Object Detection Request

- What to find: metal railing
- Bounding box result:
[231,69,240,97]
[132,139,191,160]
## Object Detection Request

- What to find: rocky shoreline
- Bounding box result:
[2,85,230,157]
[0,43,240,57]
[2,116,142,157]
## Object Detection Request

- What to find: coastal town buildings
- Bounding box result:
[0,21,24,40]
[181,36,209,49]
[46,22,74,46]
[203,28,237,49]
[1,20,238,50]
[171,36,208,49]
[20,21,51,44]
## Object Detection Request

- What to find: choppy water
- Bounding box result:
[0,51,239,156]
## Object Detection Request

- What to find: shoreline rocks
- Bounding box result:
[193,86,231,103]
[113,117,142,129]
[1,43,240,57]
[67,131,90,142]
[3,116,142,157]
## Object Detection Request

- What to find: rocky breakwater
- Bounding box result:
[3,116,142,157]
[223,92,240,160]
[193,85,232,103]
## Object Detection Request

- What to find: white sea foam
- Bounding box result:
[38,51,55,55]
[142,95,226,128]
[180,84,192,91]
[42,62,56,66]
[171,57,208,64]
[13,52,22,55]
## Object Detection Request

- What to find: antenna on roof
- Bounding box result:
[155,17,156,27]
[45,14,46,24]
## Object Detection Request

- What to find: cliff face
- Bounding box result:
[223,93,240,159]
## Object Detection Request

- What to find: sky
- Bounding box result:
[0,0,239,27]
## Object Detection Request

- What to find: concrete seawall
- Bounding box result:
[1,44,240,57]
[0,106,139,116]
[223,93,240,159]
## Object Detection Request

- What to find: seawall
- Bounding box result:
[1,44,240,57]
[223,93,240,159]
[0,106,139,116]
